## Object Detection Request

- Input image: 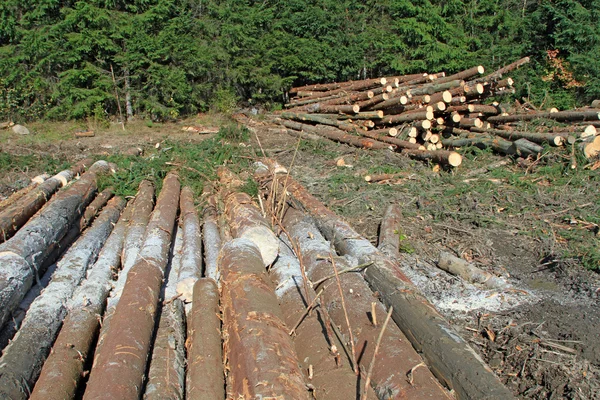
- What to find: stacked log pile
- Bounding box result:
[0,162,519,400]
[277,57,600,166]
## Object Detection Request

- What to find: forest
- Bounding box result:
[0,0,599,121]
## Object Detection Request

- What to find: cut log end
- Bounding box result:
[448,152,463,167]
[240,226,280,266]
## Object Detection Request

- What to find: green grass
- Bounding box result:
[97,124,253,199]
[0,152,70,176]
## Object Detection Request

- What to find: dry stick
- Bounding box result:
[0,197,125,400]
[361,306,394,400]
[330,253,358,375]
[288,287,325,336]
[310,261,373,287]
[30,198,133,400]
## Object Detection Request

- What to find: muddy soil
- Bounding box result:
[1,115,598,399]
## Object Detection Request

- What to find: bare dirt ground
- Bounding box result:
[1,114,599,399]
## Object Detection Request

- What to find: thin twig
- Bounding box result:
[361,306,394,400]
[330,253,358,375]
[310,262,372,287]
[289,287,325,336]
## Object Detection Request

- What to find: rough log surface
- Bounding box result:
[203,194,221,282]
[176,186,202,305]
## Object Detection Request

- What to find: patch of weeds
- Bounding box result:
[298,139,338,158]
[240,178,258,197]
[98,135,252,198]
[0,152,69,175]
[396,228,415,254]
[217,124,249,143]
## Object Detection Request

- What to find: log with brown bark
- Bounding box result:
[281,120,392,150]
[435,66,484,84]
[364,173,407,183]
[29,198,133,400]
[282,208,452,399]
[80,187,114,229]
[261,166,515,400]
[378,110,434,125]
[0,197,125,400]
[470,127,564,146]
[487,109,600,123]
[0,174,49,214]
[402,149,463,167]
[407,79,465,96]
[441,130,517,156]
[83,172,180,400]
[359,130,421,150]
[220,238,310,399]
[144,233,186,400]
[281,112,361,131]
[269,238,372,399]
[581,136,600,158]
[378,204,403,260]
[0,160,110,331]
[176,186,202,305]
[186,278,224,400]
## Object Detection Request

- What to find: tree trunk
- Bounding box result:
[144,235,185,400]
[359,130,421,150]
[407,79,464,97]
[356,93,392,110]
[124,69,134,120]
[83,172,180,400]
[470,127,564,146]
[0,197,125,400]
[487,110,600,123]
[282,208,452,399]
[268,170,515,400]
[434,66,484,84]
[80,187,114,229]
[0,174,48,214]
[476,57,530,82]
[220,238,310,399]
[202,195,221,282]
[269,239,371,399]
[280,120,392,150]
[442,134,517,156]
[186,278,224,400]
[401,149,463,167]
[176,187,202,305]
[29,198,132,400]
[0,160,110,331]
[513,138,544,157]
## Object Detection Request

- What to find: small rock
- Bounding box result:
[12,124,30,135]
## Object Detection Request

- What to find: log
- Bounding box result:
[220,238,309,399]
[0,197,125,400]
[438,251,508,289]
[402,149,463,167]
[370,94,408,110]
[0,160,110,331]
[281,120,392,150]
[476,56,530,82]
[83,172,180,400]
[308,103,360,114]
[434,66,484,84]
[80,187,114,229]
[359,130,421,150]
[281,111,361,131]
[364,173,406,183]
[0,174,49,214]
[470,127,564,146]
[74,130,95,138]
[458,118,483,129]
[442,134,517,156]
[429,90,453,104]
[290,81,345,94]
[269,239,369,399]
[282,208,451,399]
[144,236,186,400]
[29,198,132,400]
[203,194,221,282]
[407,79,464,97]
[379,110,434,125]
[176,187,202,304]
[356,93,391,110]
[287,93,346,108]
[487,110,600,123]
[378,204,403,260]
[186,278,224,400]
[513,138,544,157]
[0,168,78,243]
[266,169,516,400]
[93,180,155,359]
[581,136,600,158]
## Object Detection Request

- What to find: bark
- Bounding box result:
[434,66,484,84]
[83,172,180,400]
[186,278,224,400]
[356,93,392,110]
[379,110,434,125]
[291,82,345,94]
[281,120,392,150]
[309,103,360,114]
[320,91,374,105]
[221,180,279,265]
[476,57,530,82]
[458,118,483,128]
[269,239,370,399]
[0,160,110,331]
[0,197,125,400]
[29,198,132,400]
[364,173,406,183]
[370,94,410,111]
[281,112,362,131]
[268,170,516,400]
[402,149,463,167]
[203,195,221,282]
[428,90,453,104]
[144,232,186,400]
[220,238,310,399]
[359,130,421,150]
[0,169,77,243]
[378,204,403,260]
[470,127,564,146]
[176,187,202,304]
[513,138,543,157]
[581,136,600,159]
[438,251,509,289]
[407,80,464,97]
[487,110,600,123]
[125,69,134,119]
[287,93,347,108]
[283,208,451,399]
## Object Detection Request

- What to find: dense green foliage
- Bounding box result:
[1,0,598,121]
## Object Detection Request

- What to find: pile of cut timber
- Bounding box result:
[278,57,600,167]
[0,162,518,400]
